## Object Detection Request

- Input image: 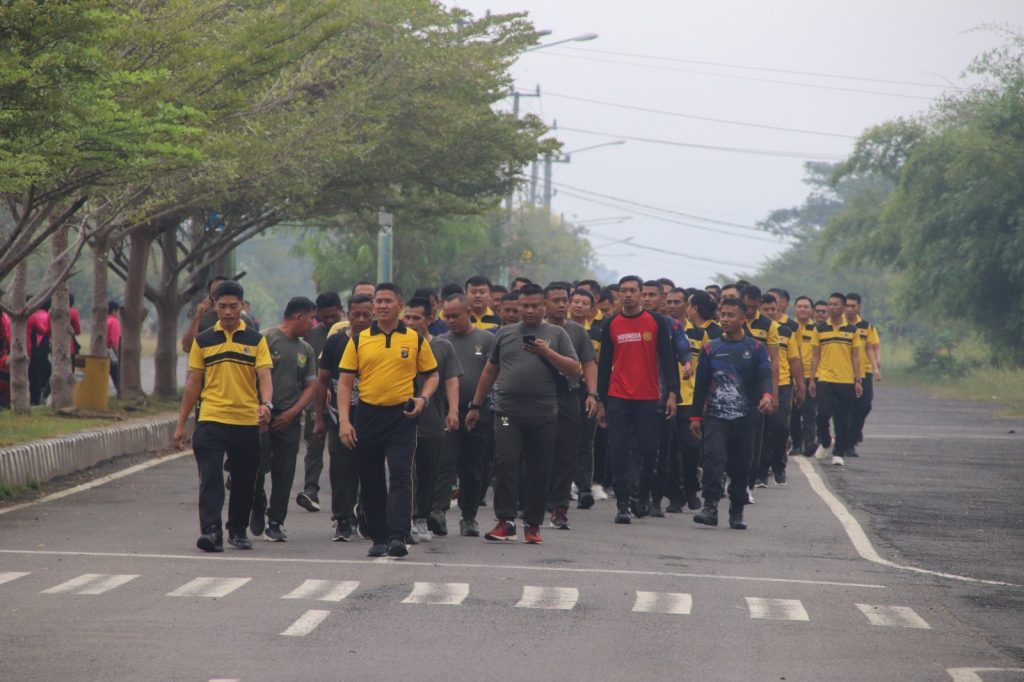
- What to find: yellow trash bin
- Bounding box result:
[74,354,111,412]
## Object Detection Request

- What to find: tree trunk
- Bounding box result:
[49,227,75,411]
[90,234,110,357]
[152,296,182,399]
[119,228,154,405]
[8,262,30,415]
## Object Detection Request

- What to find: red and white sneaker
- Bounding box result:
[524,524,543,544]
[548,507,571,530]
[484,519,517,541]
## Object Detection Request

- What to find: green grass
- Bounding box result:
[0,478,40,502]
[0,396,180,448]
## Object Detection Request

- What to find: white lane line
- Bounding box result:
[282,579,359,602]
[0,550,887,589]
[794,457,1018,587]
[947,668,1024,681]
[0,571,30,586]
[632,591,692,615]
[401,582,469,606]
[856,604,931,629]
[745,597,809,621]
[865,433,1021,441]
[167,577,250,598]
[280,609,331,637]
[208,679,239,682]
[0,451,192,516]
[41,573,138,595]
[515,586,578,610]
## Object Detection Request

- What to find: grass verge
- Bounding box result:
[0,395,180,448]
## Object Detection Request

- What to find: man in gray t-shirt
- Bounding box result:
[435,294,495,536]
[466,285,579,545]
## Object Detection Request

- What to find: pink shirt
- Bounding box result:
[1,312,10,353]
[27,309,50,351]
[106,314,122,351]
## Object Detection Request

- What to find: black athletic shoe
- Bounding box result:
[729,513,747,530]
[774,470,787,485]
[614,510,631,524]
[846,447,859,457]
[686,494,702,511]
[649,500,665,518]
[665,502,684,514]
[633,498,651,518]
[249,498,266,537]
[367,543,388,557]
[693,505,719,527]
[227,530,253,550]
[333,520,352,542]
[296,491,320,512]
[576,492,595,510]
[387,539,409,558]
[196,529,224,553]
[264,522,286,542]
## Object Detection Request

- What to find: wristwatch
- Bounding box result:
[467,402,481,412]
[588,392,599,399]
[261,401,274,410]
[419,395,431,407]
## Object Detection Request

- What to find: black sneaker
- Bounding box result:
[296,491,320,512]
[729,510,748,530]
[649,500,665,518]
[264,522,286,542]
[614,509,631,524]
[387,539,409,558]
[576,492,595,510]
[427,511,448,537]
[693,505,719,527]
[754,478,769,489]
[686,494,702,511]
[633,499,651,518]
[333,520,352,542]
[846,447,859,457]
[249,499,266,537]
[665,502,684,514]
[227,530,252,550]
[774,470,787,485]
[367,543,388,557]
[196,528,223,553]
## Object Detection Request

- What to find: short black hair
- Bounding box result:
[814,300,828,308]
[577,279,600,293]
[618,275,643,289]
[794,295,813,306]
[657,277,675,289]
[571,288,595,304]
[207,275,228,290]
[767,287,790,302]
[465,274,492,290]
[668,287,687,297]
[741,284,763,300]
[846,292,862,304]
[491,284,508,295]
[511,276,532,288]
[440,282,464,298]
[544,281,572,297]
[376,282,403,300]
[444,293,469,309]
[107,300,120,314]
[284,296,317,318]
[347,293,374,308]
[500,292,520,303]
[705,284,722,295]
[761,293,777,305]
[351,280,375,294]
[405,296,433,318]
[518,283,544,298]
[828,291,846,302]
[642,280,662,290]
[719,296,746,314]
[212,280,244,301]
[315,292,342,310]
[413,286,437,301]
[598,288,615,304]
[689,291,717,320]
[606,283,620,292]
[735,279,751,287]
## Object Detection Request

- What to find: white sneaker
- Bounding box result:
[570,482,578,501]
[746,487,755,504]
[413,518,433,542]
[591,484,608,501]
[832,455,845,467]
[814,444,832,460]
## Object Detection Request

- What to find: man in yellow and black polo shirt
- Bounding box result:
[845,292,881,457]
[668,287,708,512]
[809,292,864,467]
[338,283,439,559]
[465,274,501,330]
[173,280,273,554]
[792,295,819,456]
[741,285,780,402]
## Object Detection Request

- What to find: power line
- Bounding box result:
[536,50,937,101]
[555,125,846,160]
[563,46,961,90]
[544,91,858,139]
[585,228,758,269]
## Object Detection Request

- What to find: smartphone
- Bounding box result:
[404,398,416,412]
[522,334,537,344]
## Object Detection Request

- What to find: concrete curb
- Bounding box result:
[0,414,183,486]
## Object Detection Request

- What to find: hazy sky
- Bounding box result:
[450,0,1022,285]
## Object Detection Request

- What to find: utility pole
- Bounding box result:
[507,85,541,211]
[377,208,393,283]
[529,160,539,205]
[543,154,554,212]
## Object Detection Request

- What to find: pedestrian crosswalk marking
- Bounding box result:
[515,586,579,610]
[632,591,692,615]
[857,604,931,629]
[280,609,331,637]
[282,579,359,602]
[41,573,139,595]
[0,571,30,586]
[167,577,251,598]
[745,597,809,621]
[401,582,469,606]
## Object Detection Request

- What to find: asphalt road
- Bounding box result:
[1,386,1022,682]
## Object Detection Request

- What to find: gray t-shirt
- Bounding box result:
[304,323,330,359]
[555,320,596,421]
[263,326,317,411]
[489,322,578,419]
[416,337,463,439]
[439,327,495,421]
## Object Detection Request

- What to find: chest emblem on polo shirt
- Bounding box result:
[400,347,410,359]
[742,351,752,359]
[474,344,482,356]
[244,347,252,355]
[642,331,653,342]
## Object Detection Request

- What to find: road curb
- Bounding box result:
[0,414,181,486]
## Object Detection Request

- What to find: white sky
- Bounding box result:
[450,0,1023,285]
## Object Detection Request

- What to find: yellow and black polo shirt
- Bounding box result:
[188,320,272,425]
[811,321,864,384]
[584,317,604,358]
[700,319,723,340]
[778,313,800,334]
[678,320,709,407]
[470,307,501,331]
[777,324,800,386]
[744,311,780,349]
[339,320,438,407]
[850,316,880,377]
[799,322,816,377]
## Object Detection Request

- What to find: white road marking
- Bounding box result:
[208,679,239,682]
[856,604,931,629]
[280,609,331,637]
[0,571,30,586]
[282,579,359,602]
[41,573,138,595]
[0,451,192,517]
[401,582,469,605]
[865,433,1020,441]
[0,549,887,589]
[794,457,1018,587]
[947,668,1024,681]
[745,597,809,621]
[515,586,579,610]
[632,591,692,615]
[167,577,250,598]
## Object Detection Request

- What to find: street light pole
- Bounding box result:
[377,208,393,283]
